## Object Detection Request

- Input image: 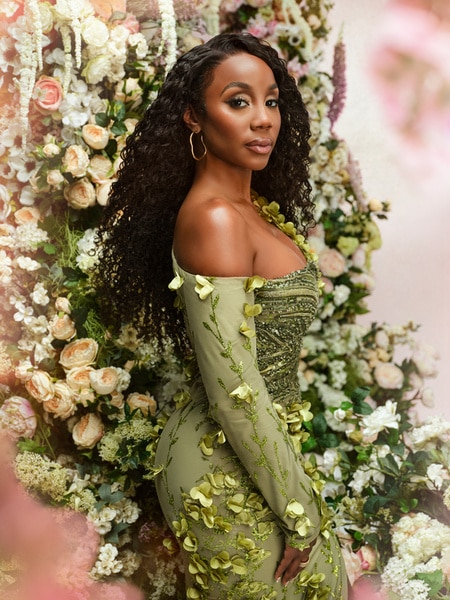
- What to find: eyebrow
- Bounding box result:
[220,81,279,95]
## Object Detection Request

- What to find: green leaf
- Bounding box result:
[363,495,389,515]
[378,454,400,477]
[95,112,110,127]
[415,570,444,596]
[111,121,128,136]
[43,243,57,255]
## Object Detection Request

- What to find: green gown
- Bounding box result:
[155,204,347,600]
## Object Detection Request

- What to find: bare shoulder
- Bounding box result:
[173,196,254,277]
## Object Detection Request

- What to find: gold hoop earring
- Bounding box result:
[189,131,207,161]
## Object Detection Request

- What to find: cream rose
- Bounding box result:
[126,392,157,417]
[59,338,99,370]
[33,76,63,112]
[63,145,90,177]
[49,314,77,341]
[89,367,120,395]
[43,381,77,419]
[14,206,40,225]
[42,142,61,158]
[82,124,110,150]
[87,155,113,184]
[47,169,65,187]
[96,180,114,206]
[114,78,142,102]
[374,362,404,389]
[64,178,96,210]
[318,248,346,278]
[25,370,55,403]
[0,396,37,439]
[55,296,72,314]
[38,1,54,33]
[72,413,104,448]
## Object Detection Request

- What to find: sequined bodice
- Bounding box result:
[254,261,319,406]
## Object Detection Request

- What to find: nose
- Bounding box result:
[251,104,273,130]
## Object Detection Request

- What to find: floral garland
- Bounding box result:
[0,0,448,599]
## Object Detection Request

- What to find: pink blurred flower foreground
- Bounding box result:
[0,437,143,600]
[370,0,450,194]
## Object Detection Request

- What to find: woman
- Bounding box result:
[95,33,348,599]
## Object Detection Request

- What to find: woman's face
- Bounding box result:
[195,52,281,171]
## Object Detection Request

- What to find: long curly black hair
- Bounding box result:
[94,32,314,355]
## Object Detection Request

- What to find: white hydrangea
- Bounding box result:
[14,222,49,251]
[91,543,123,578]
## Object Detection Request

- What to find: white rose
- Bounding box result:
[64,178,96,209]
[81,15,109,47]
[413,343,439,377]
[96,180,114,206]
[38,1,54,33]
[374,362,404,389]
[49,314,77,341]
[82,124,110,150]
[59,338,99,370]
[126,392,157,417]
[25,370,55,403]
[43,381,77,419]
[421,387,434,408]
[82,55,111,85]
[318,248,346,278]
[63,145,90,177]
[114,78,142,102]
[89,367,120,395]
[375,330,389,350]
[87,155,113,184]
[72,413,104,448]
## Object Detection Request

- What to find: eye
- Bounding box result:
[266,98,279,108]
[226,97,249,108]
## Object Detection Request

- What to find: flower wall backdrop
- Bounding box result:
[0,0,449,599]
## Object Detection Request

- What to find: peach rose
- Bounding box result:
[59,338,98,370]
[64,178,96,209]
[42,381,77,420]
[14,206,40,225]
[374,362,404,389]
[126,392,157,417]
[82,124,109,150]
[87,155,113,184]
[318,248,346,278]
[62,145,90,177]
[66,366,94,392]
[89,367,119,395]
[33,76,63,112]
[0,396,37,439]
[49,314,77,341]
[25,370,55,403]
[72,413,104,448]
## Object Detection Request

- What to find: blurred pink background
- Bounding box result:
[327,0,450,420]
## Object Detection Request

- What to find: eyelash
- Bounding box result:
[226,97,279,108]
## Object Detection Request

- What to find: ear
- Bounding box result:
[183,106,201,133]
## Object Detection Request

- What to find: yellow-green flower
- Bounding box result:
[210,551,231,570]
[190,481,214,507]
[239,320,256,338]
[194,275,215,299]
[337,235,359,257]
[230,382,254,403]
[244,302,262,317]
[244,275,266,293]
[168,272,184,290]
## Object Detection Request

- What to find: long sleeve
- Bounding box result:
[171,266,323,551]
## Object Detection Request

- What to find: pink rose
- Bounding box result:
[33,76,63,112]
[318,248,346,278]
[0,396,37,439]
